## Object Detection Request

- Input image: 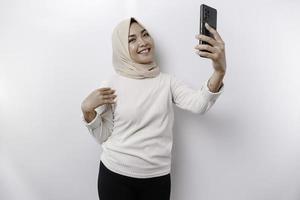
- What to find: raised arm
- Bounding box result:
[170,75,224,114]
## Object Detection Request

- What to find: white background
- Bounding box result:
[1,0,300,199]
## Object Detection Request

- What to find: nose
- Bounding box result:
[137,37,147,46]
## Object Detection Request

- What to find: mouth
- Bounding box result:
[138,48,151,55]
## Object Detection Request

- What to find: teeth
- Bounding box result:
[139,48,150,54]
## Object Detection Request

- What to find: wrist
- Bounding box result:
[81,102,93,113]
[214,70,226,76]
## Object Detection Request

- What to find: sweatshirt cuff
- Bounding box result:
[201,79,224,102]
[82,105,106,129]
[95,104,107,115]
[82,112,101,129]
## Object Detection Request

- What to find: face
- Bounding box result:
[128,22,155,64]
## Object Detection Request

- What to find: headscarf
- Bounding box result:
[111,17,160,79]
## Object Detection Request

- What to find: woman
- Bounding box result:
[81,17,226,200]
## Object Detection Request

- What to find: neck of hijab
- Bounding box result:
[111,17,160,79]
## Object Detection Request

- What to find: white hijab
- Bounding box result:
[111,17,160,79]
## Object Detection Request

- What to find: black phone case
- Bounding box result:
[199,4,217,48]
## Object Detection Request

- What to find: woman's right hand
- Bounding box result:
[81,87,117,113]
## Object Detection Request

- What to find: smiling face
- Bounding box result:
[128,22,155,64]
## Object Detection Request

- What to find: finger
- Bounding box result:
[99,87,111,91]
[196,51,216,59]
[109,99,117,104]
[194,44,217,53]
[102,99,110,104]
[196,34,217,46]
[103,98,116,103]
[106,97,117,104]
[102,94,117,100]
[205,23,224,43]
[100,89,115,95]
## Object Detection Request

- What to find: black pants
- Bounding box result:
[98,161,171,200]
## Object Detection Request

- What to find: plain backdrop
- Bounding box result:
[1,0,300,200]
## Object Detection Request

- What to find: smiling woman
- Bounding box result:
[111,17,160,79]
[128,18,155,64]
[81,16,225,200]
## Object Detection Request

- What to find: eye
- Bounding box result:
[129,38,136,43]
[143,32,149,37]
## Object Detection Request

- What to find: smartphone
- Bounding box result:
[199,4,217,49]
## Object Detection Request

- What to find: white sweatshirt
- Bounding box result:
[82,72,224,178]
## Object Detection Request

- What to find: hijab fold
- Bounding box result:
[111,17,160,79]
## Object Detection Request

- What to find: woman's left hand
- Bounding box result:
[194,23,226,74]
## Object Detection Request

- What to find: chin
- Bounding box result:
[136,55,154,64]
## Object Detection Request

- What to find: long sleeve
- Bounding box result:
[170,75,224,114]
[82,104,114,145]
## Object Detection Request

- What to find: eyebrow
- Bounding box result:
[128,29,147,38]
